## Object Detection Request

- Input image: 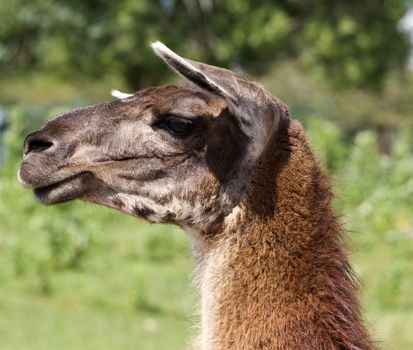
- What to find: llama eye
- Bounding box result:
[163,116,194,135]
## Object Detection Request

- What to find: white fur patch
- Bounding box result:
[151,41,197,70]
[198,237,232,349]
[111,89,133,99]
[223,205,243,230]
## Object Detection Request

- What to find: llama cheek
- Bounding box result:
[105,192,202,225]
[107,193,166,222]
[163,197,207,225]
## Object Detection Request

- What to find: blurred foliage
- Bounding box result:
[262,60,413,130]
[0,0,410,89]
[0,106,413,349]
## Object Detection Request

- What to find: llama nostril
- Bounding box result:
[24,136,54,156]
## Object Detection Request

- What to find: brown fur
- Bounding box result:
[195,119,375,349]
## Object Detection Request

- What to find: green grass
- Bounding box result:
[0,201,196,350]
[1,107,412,349]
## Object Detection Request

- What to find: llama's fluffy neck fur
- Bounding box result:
[192,120,374,350]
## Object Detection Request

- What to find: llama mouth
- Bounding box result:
[18,156,142,205]
[33,172,91,205]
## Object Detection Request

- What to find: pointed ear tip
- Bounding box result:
[111,89,133,99]
[151,41,168,55]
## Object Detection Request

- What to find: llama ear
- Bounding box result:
[151,41,237,103]
[111,89,133,99]
[151,41,281,151]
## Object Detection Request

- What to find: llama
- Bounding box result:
[18,42,375,350]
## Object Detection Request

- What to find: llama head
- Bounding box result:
[18,42,288,233]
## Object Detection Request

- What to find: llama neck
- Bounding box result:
[192,121,374,350]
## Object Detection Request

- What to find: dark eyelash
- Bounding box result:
[156,115,195,136]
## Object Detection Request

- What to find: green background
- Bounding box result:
[1,1,413,349]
